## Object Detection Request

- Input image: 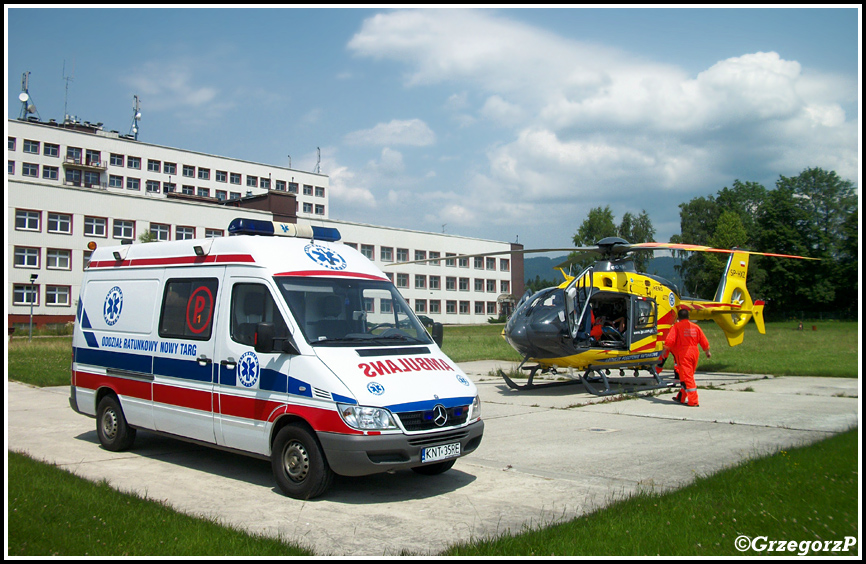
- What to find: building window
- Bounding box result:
[163,182,176,193]
[126,177,140,191]
[127,156,141,169]
[84,171,100,187]
[47,213,72,234]
[430,300,441,314]
[230,172,241,185]
[459,301,470,314]
[500,258,510,272]
[113,219,135,239]
[164,162,177,175]
[501,280,510,293]
[67,147,82,164]
[247,175,258,187]
[428,251,440,266]
[176,226,195,240]
[459,257,469,268]
[198,167,210,180]
[486,279,496,293]
[42,165,59,180]
[183,164,195,177]
[197,187,210,198]
[459,278,469,291]
[147,159,161,173]
[43,143,59,158]
[415,250,427,262]
[22,162,38,177]
[396,273,409,289]
[23,139,40,154]
[446,300,457,314]
[216,170,227,183]
[430,276,441,290]
[303,184,313,196]
[396,248,409,262]
[380,247,393,262]
[86,149,101,166]
[475,302,484,315]
[84,216,107,237]
[151,223,170,241]
[445,253,456,267]
[487,302,497,315]
[216,190,227,201]
[415,300,427,314]
[83,250,92,270]
[275,180,286,191]
[474,257,484,269]
[65,168,81,186]
[16,209,40,231]
[303,202,313,213]
[446,277,456,291]
[360,244,374,260]
[205,228,224,238]
[486,257,496,271]
[8,161,14,175]
[110,153,124,166]
[8,137,15,150]
[14,246,40,268]
[182,185,194,195]
[381,298,393,314]
[415,275,427,289]
[229,191,241,200]
[260,178,270,189]
[315,204,325,215]
[288,182,298,193]
[474,279,484,292]
[146,180,161,193]
[315,186,325,197]
[46,285,71,306]
[344,243,357,250]
[46,249,71,270]
[13,284,39,306]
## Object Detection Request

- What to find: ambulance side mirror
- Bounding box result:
[432,322,444,348]
[255,322,300,356]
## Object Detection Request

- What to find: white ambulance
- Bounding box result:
[70,218,483,499]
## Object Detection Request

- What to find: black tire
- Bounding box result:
[411,459,456,476]
[96,395,136,451]
[271,424,334,499]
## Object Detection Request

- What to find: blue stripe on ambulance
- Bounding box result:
[386,396,475,413]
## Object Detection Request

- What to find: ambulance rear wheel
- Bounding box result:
[272,424,334,499]
[411,459,455,475]
[96,395,136,451]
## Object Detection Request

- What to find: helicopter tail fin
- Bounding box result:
[685,251,764,346]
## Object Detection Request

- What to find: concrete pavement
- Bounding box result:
[6,361,859,555]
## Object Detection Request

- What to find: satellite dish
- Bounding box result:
[18,92,29,102]
[27,105,36,113]
[135,112,142,119]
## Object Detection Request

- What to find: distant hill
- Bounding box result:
[523,255,683,291]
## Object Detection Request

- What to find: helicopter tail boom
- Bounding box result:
[681,251,764,346]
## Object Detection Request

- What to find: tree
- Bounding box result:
[618,210,655,271]
[138,230,157,243]
[569,206,656,273]
[572,206,617,247]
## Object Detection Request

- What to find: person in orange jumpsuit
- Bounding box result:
[662,309,711,407]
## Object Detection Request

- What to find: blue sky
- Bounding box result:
[6,7,860,251]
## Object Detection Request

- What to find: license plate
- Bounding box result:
[421,442,460,463]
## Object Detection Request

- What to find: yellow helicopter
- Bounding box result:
[394,237,817,396]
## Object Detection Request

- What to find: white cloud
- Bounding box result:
[344,118,436,147]
[480,95,525,126]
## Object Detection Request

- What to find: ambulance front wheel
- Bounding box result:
[96,395,136,451]
[272,424,334,499]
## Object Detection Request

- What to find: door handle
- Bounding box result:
[197,354,213,367]
[220,358,236,370]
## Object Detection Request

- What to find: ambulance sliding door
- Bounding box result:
[213,275,294,454]
[151,268,223,443]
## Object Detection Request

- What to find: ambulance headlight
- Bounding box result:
[466,395,481,423]
[337,404,397,431]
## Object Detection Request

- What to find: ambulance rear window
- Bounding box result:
[159,278,219,341]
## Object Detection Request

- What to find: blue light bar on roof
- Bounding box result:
[227,218,341,242]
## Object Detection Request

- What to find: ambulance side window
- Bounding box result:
[158,278,219,340]
[230,283,290,347]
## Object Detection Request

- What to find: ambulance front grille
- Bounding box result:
[396,406,469,432]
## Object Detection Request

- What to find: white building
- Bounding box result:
[7,117,523,330]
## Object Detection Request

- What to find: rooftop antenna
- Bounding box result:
[129,95,141,140]
[314,147,321,174]
[18,72,40,121]
[62,59,74,120]
[287,154,291,169]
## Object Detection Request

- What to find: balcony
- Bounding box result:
[63,156,108,171]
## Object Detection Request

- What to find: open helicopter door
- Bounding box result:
[628,295,658,352]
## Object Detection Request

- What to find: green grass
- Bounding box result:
[440,324,523,363]
[7,451,313,556]
[8,336,73,387]
[443,427,859,556]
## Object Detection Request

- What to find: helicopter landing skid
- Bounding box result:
[500,362,679,396]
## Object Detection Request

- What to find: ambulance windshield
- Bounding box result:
[274,277,433,347]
